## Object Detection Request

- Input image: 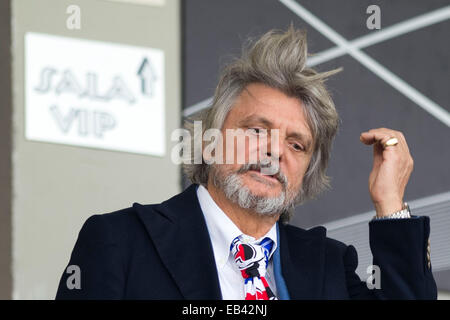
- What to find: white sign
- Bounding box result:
[25,32,165,156]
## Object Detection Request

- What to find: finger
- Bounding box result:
[360,129,395,147]
[360,128,407,150]
[371,139,384,168]
[395,131,411,155]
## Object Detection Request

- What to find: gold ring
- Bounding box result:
[384,137,399,147]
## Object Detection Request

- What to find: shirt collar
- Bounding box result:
[196,185,278,270]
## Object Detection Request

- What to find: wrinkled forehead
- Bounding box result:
[224,84,314,143]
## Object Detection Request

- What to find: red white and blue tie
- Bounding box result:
[230,236,277,300]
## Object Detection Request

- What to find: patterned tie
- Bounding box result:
[230,236,277,300]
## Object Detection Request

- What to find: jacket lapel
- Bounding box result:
[133,184,222,299]
[278,223,327,299]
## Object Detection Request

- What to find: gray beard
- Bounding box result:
[211,163,301,217]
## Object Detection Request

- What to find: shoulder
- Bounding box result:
[78,203,160,244]
[282,223,350,255]
[82,205,141,229]
[76,184,200,244]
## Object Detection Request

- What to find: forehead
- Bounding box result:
[226,83,312,136]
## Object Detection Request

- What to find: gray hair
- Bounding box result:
[183,26,341,221]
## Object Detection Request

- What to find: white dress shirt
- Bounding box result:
[196,185,278,300]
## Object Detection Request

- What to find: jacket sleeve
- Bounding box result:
[345,216,437,300]
[55,214,126,299]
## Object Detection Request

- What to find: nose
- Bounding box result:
[259,131,283,177]
[264,130,283,162]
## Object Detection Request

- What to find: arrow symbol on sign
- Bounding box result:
[137,57,157,97]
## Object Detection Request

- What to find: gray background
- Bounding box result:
[182,0,450,288]
[1,0,181,299]
[182,0,449,226]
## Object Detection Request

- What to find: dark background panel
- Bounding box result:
[363,20,450,112]
[183,0,450,290]
[183,0,450,225]
[293,0,450,40]
[183,0,336,107]
[0,0,12,300]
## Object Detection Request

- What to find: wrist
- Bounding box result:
[373,202,411,220]
[374,199,404,217]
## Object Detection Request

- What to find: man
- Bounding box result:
[56,27,437,300]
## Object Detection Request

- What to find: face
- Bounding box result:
[209,83,314,213]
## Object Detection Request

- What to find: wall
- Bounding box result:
[10,0,180,299]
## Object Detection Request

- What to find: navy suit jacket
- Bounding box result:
[56,184,437,299]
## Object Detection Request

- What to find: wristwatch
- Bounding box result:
[373,202,411,220]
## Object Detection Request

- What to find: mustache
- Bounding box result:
[236,161,288,187]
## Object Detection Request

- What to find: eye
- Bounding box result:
[248,128,267,136]
[291,142,305,152]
